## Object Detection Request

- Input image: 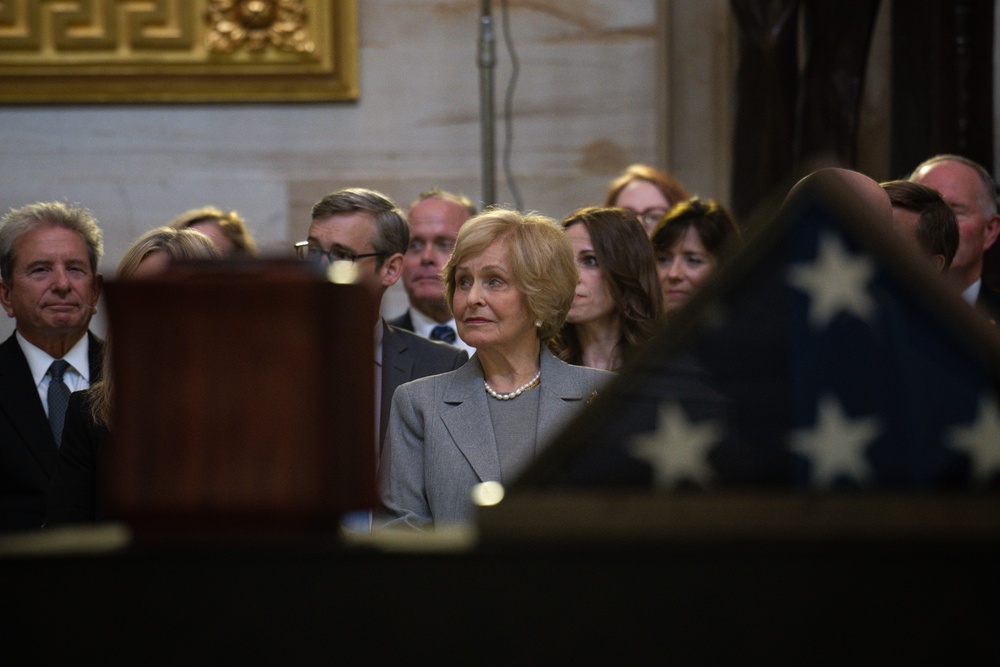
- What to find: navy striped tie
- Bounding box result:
[430,325,457,344]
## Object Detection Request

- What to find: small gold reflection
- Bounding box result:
[327,260,358,284]
[471,481,505,507]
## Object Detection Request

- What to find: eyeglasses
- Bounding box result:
[294,241,385,264]
[626,207,669,229]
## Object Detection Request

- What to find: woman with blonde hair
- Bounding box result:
[377,208,612,529]
[46,226,220,524]
[168,205,258,257]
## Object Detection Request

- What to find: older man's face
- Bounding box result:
[912,160,1000,284]
[0,224,101,346]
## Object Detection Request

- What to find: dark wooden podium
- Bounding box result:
[101,259,377,535]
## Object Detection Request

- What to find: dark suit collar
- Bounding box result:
[87,331,105,382]
[972,279,1000,326]
[0,333,59,466]
[387,309,415,334]
[382,320,414,376]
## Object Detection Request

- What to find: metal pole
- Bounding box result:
[478,0,496,207]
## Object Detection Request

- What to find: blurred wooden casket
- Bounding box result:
[102,259,377,537]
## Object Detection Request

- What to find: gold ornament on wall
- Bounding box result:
[206,0,316,55]
[0,0,356,103]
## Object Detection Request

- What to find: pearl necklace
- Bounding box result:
[484,370,541,400]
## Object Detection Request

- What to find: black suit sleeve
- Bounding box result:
[46,391,104,525]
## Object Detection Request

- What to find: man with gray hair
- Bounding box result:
[910,154,1000,317]
[301,188,468,464]
[0,201,105,531]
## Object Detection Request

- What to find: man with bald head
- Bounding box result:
[784,166,894,225]
[389,189,477,355]
[910,155,1000,315]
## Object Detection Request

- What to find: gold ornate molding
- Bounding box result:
[0,0,357,103]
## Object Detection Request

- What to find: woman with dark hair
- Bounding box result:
[605,164,692,236]
[550,207,662,371]
[650,198,741,313]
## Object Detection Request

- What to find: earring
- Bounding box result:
[534,319,542,328]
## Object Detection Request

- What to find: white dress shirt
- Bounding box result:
[407,307,477,356]
[962,278,981,306]
[17,332,92,418]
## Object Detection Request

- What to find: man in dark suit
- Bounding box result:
[303,188,468,461]
[388,189,476,356]
[910,155,1000,321]
[0,202,105,531]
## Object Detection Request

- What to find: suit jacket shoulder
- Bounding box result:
[87,331,105,382]
[976,283,1000,324]
[380,322,469,447]
[383,324,469,387]
[387,310,415,333]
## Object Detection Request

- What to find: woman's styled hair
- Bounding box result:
[604,163,691,210]
[169,206,258,256]
[550,207,663,367]
[116,226,223,278]
[90,226,221,428]
[443,208,577,340]
[650,197,741,258]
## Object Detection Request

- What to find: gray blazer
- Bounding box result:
[380,322,468,451]
[377,347,612,529]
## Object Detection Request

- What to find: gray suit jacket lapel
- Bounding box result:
[535,347,591,448]
[438,348,589,483]
[440,356,501,482]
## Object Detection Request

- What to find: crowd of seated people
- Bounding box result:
[0,152,995,533]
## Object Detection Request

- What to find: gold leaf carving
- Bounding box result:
[0,1,358,103]
[205,0,314,54]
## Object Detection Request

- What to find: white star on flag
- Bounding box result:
[791,395,881,488]
[629,402,722,489]
[948,395,1000,486]
[787,232,876,328]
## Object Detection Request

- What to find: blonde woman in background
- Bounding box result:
[46,226,220,525]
